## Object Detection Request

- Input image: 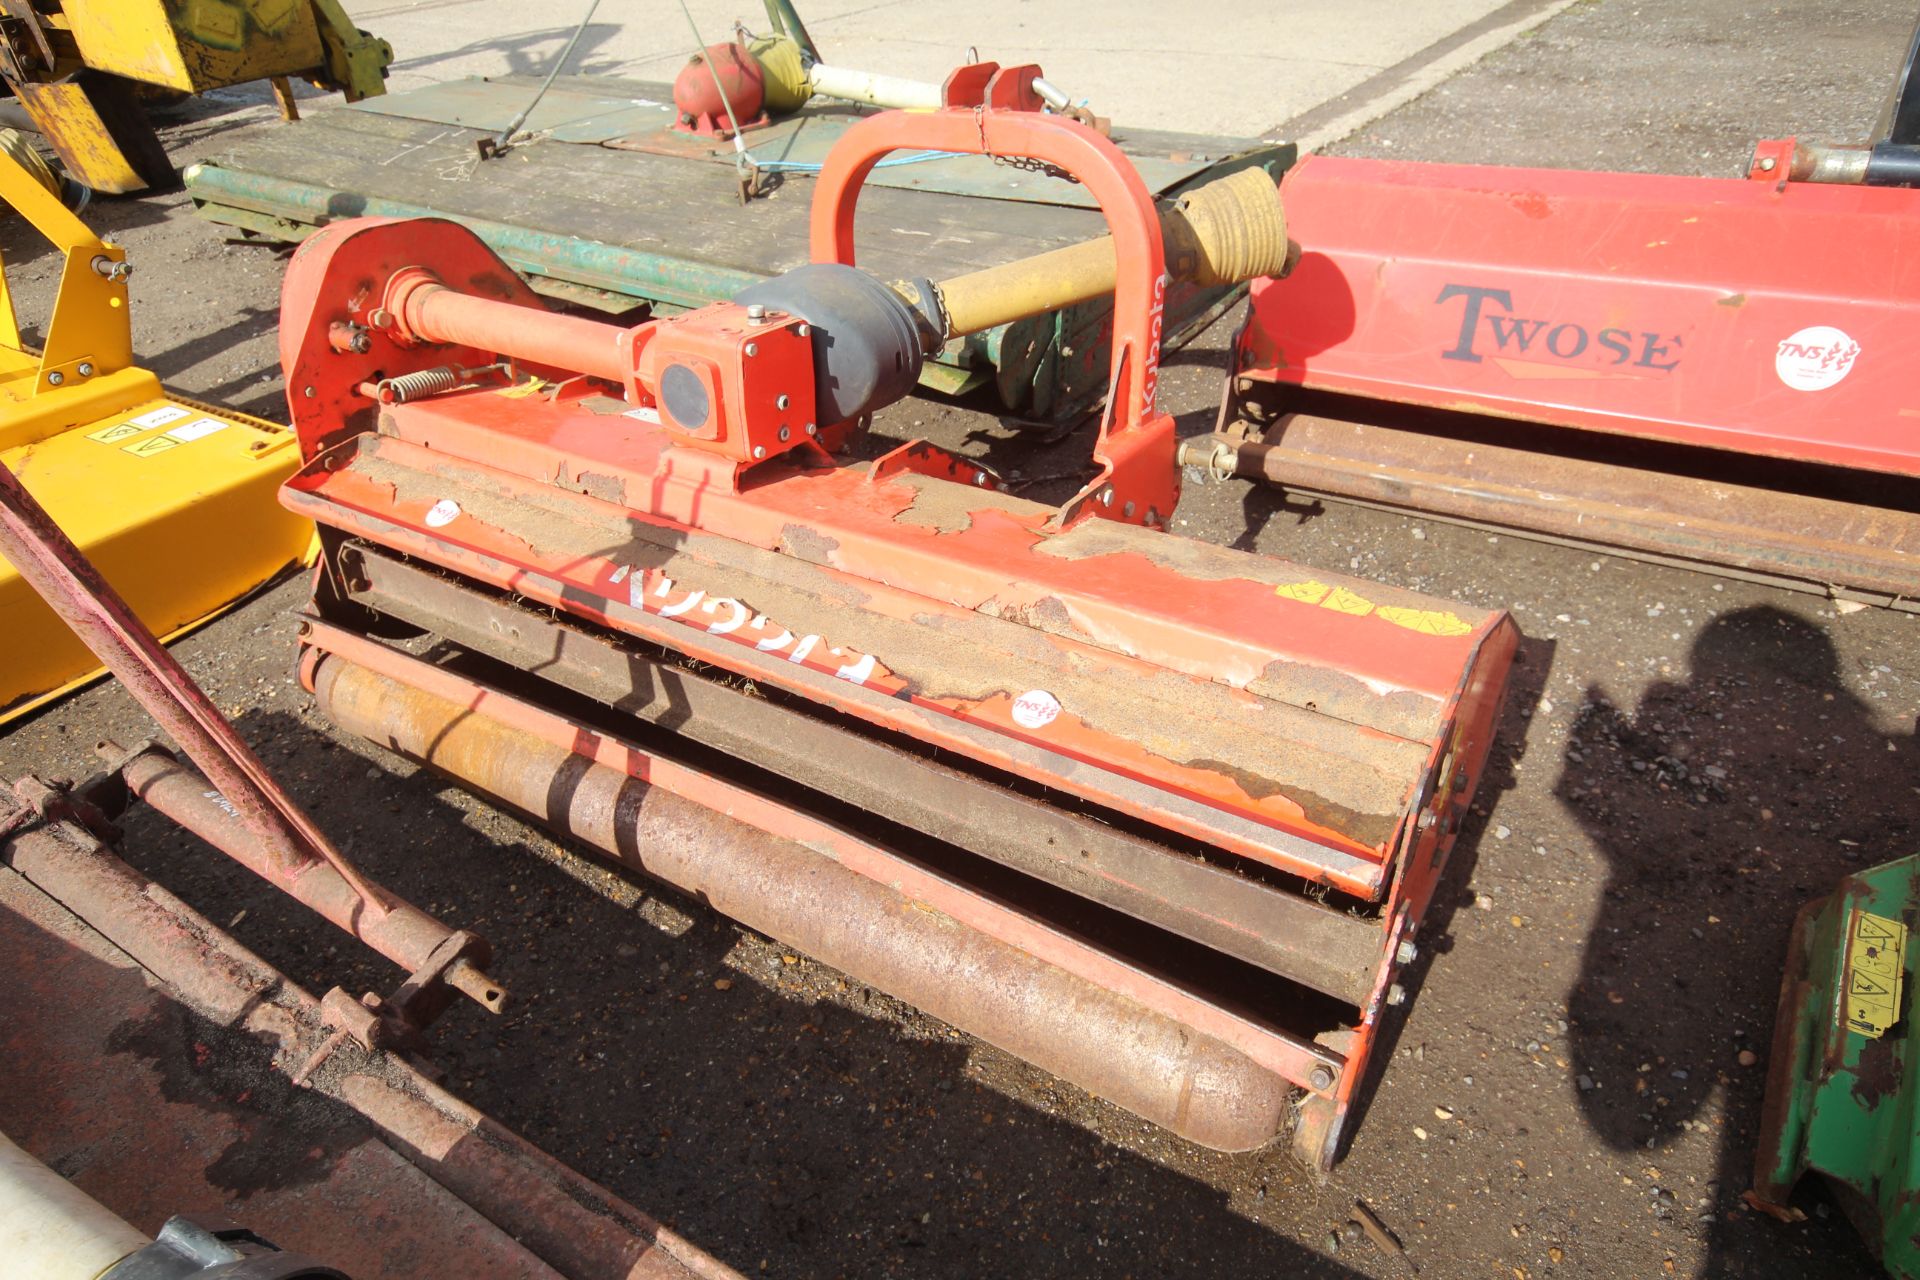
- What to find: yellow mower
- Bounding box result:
[0,139,311,722]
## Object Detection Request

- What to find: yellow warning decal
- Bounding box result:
[1377,605,1475,637]
[122,434,182,458]
[1843,908,1907,1039]
[1274,580,1333,605]
[87,421,148,444]
[497,377,548,400]
[1275,580,1475,637]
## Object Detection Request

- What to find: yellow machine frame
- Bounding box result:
[0,0,391,193]
[0,144,312,723]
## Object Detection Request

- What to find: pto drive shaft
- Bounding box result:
[923,165,1291,341]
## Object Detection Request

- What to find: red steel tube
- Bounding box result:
[308,650,1297,1153]
[387,270,630,384]
[114,747,506,1015]
[0,458,379,903]
[0,802,736,1280]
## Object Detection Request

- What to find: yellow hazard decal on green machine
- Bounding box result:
[1274,579,1475,637]
[1843,909,1907,1038]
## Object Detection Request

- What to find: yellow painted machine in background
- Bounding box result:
[0,0,391,193]
[0,140,312,723]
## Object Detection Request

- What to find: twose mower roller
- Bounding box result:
[275,66,1517,1169]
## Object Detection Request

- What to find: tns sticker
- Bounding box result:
[1775,326,1860,391]
[1010,689,1062,730]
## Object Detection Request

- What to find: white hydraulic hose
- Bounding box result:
[0,1132,147,1280]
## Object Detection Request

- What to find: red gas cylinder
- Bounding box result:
[672,41,767,137]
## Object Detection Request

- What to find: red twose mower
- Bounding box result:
[274,65,1518,1171]
[1191,52,1920,606]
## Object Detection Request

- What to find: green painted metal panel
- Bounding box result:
[1752,853,1920,1278]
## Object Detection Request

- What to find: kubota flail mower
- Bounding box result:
[276,65,1517,1170]
[1187,44,1920,606]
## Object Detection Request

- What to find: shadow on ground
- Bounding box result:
[1562,606,1908,1276]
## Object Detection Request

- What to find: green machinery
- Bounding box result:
[1752,854,1919,1278]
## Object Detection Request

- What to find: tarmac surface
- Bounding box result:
[4,2,1920,1278]
[341,0,1567,138]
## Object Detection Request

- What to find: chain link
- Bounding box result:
[971,105,1082,184]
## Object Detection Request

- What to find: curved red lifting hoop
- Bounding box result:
[807,65,1180,530]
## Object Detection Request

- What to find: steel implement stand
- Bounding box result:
[0,453,506,1026]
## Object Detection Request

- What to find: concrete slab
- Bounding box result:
[342,0,1550,137]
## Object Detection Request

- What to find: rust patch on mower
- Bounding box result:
[893,472,1041,535]
[779,523,842,566]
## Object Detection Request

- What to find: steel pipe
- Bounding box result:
[805,63,941,111]
[385,270,631,384]
[309,652,1296,1153]
[112,746,506,1016]
[0,801,737,1280]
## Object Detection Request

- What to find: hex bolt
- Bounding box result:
[76,362,93,377]
[746,303,768,324]
[46,371,63,386]
[1123,500,1136,518]
[796,324,811,338]
[804,422,817,436]
[1395,940,1419,966]
[1099,485,1114,506]
[1386,983,1408,1007]
[368,308,395,330]
[1308,1065,1335,1092]
[775,393,790,410]
[974,471,988,486]
[1760,156,1777,171]
[744,342,759,358]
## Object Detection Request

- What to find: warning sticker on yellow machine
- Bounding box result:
[122,434,182,458]
[1842,908,1907,1038]
[88,404,196,445]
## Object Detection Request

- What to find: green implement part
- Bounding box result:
[1751,853,1920,1278]
[183,73,1290,423]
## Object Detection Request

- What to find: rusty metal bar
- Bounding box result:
[336,544,1385,1004]
[1184,415,1920,607]
[109,745,506,1016]
[306,646,1317,1152]
[0,456,378,899]
[0,792,736,1280]
[0,456,504,1014]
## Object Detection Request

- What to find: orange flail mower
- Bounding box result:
[276,65,1518,1169]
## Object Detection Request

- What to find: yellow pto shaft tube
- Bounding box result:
[928,165,1290,340]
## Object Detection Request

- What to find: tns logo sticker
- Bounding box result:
[1775,327,1860,392]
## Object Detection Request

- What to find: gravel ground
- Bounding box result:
[5,3,1919,1277]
